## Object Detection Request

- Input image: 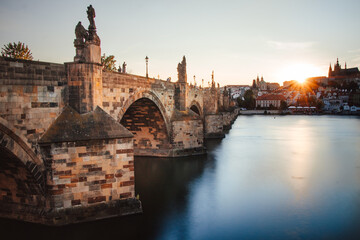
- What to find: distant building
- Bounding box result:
[256,94,286,108]
[226,85,251,99]
[252,75,280,91]
[306,76,328,86]
[267,82,280,90]
[328,58,360,78]
[283,80,297,88]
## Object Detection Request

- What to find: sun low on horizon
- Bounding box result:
[277,63,325,84]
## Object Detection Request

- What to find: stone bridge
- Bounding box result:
[0,5,238,225]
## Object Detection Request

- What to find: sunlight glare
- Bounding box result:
[278,63,323,84]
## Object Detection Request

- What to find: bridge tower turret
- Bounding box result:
[175,56,187,111]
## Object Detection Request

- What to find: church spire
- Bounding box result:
[328,63,332,77]
[334,57,341,72]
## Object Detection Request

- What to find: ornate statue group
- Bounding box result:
[74,5,100,47]
[118,62,127,73]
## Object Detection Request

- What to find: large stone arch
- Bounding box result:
[0,118,46,219]
[0,118,45,192]
[118,90,171,136]
[118,90,172,157]
[189,100,203,118]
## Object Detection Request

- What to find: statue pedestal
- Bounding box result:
[84,43,101,64]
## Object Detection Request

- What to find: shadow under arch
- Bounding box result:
[119,90,172,157]
[118,90,171,136]
[189,100,203,117]
[0,119,46,220]
[0,118,45,190]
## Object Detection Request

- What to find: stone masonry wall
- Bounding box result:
[120,98,170,157]
[41,138,134,210]
[0,146,45,209]
[102,72,175,123]
[102,71,206,157]
[203,87,218,115]
[204,114,224,139]
[0,57,67,154]
[171,119,204,154]
[222,112,232,129]
[66,63,103,114]
[187,85,203,115]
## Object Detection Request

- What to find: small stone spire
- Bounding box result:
[177,56,187,83]
[211,71,215,88]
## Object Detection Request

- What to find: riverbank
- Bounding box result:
[239,109,360,116]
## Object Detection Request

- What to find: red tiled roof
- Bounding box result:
[256,94,286,101]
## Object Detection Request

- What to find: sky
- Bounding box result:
[1,0,360,86]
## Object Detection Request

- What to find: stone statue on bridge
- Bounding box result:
[87,5,96,29]
[73,5,101,62]
[177,56,187,83]
[74,21,88,44]
[86,5,100,45]
[122,62,127,73]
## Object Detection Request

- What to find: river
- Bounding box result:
[1,115,360,240]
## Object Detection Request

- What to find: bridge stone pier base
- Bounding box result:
[37,106,141,225]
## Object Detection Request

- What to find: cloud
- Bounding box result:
[348,48,360,53]
[351,56,360,63]
[267,41,316,50]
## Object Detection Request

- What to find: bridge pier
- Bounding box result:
[169,109,205,157]
[37,106,141,225]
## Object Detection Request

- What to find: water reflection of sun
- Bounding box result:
[287,121,313,200]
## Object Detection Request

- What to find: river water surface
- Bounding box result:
[1,115,360,240]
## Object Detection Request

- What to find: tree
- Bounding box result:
[297,95,307,106]
[236,97,245,108]
[308,96,317,107]
[101,54,116,71]
[243,89,256,109]
[316,99,324,110]
[1,41,33,60]
[280,100,288,110]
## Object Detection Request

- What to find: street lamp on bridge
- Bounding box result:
[145,56,149,78]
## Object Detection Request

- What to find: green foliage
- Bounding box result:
[1,41,33,60]
[243,89,256,109]
[308,96,317,107]
[296,95,307,106]
[101,54,117,71]
[236,97,245,107]
[316,99,324,110]
[280,100,288,110]
[237,90,256,109]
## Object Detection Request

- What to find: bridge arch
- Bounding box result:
[118,90,172,157]
[189,100,203,117]
[0,118,46,210]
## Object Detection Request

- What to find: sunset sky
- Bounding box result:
[1,0,360,86]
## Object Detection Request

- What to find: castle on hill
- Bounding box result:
[328,58,360,78]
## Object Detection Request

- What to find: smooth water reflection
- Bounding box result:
[156,115,360,240]
[1,115,360,240]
